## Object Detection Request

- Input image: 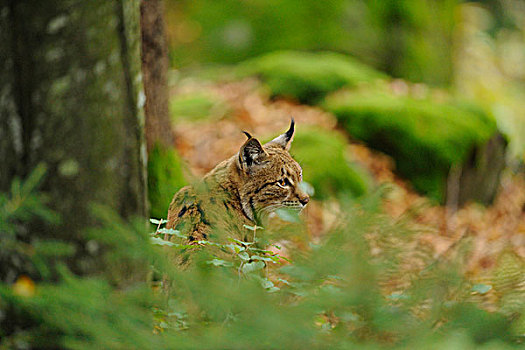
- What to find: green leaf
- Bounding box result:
[226,244,245,254]
[157,228,186,239]
[258,277,280,292]
[387,292,409,300]
[171,244,195,249]
[277,278,290,285]
[241,261,265,274]
[269,255,283,263]
[229,238,254,246]
[243,224,264,231]
[207,258,233,267]
[249,248,273,254]
[150,237,175,246]
[471,284,492,295]
[258,277,274,289]
[251,255,274,262]
[150,218,168,225]
[337,311,360,322]
[238,252,250,261]
[275,208,301,223]
[327,275,344,281]
[197,241,222,247]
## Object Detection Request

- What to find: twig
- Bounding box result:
[420,228,470,275]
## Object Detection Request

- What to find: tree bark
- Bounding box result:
[0,0,147,279]
[140,0,174,151]
[456,133,507,206]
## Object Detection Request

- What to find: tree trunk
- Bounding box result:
[140,0,174,151]
[139,0,185,219]
[456,133,507,206]
[0,0,147,280]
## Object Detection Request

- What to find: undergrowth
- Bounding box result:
[0,169,523,349]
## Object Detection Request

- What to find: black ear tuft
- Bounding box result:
[268,118,295,150]
[284,118,295,142]
[242,131,252,140]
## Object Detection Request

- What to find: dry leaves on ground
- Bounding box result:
[170,78,525,292]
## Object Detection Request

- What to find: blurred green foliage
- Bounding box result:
[170,91,229,121]
[362,0,456,85]
[323,89,498,202]
[168,0,456,86]
[147,191,523,348]
[0,198,164,348]
[0,164,63,283]
[1,169,524,349]
[168,0,347,66]
[0,275,158,349]
[232,48,502,202]
[454,2,525,161]
[237,51,385,104]
[148,143,187,219]
[291,128,369,199]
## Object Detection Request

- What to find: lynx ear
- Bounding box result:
[238,135,268,173]
[269,118,295,150]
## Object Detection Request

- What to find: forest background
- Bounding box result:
[1,0,524,349]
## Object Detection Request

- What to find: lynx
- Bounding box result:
[166,120,309,243]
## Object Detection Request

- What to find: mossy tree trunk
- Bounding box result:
[0,0,147,280]
[140,0,186,219]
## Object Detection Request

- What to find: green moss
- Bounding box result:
[170,92,229,121]
[148,144,187,219]
[322,89,498,202]
[291,128,370,199]
[238,51,386,104]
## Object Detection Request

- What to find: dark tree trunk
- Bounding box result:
[455,133,508,206]
[140,0,174,151]
[0,0,147,280]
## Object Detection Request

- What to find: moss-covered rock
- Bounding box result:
[238,51,386,104]
[291,128,370,199]
[170,92,229,121]
[148,144,187,219]
[322,89,500,202]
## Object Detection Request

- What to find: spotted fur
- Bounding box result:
[166,120,309,243]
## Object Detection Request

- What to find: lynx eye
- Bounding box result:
[277,178,290,188]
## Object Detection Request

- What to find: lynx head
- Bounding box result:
[236,119,309,222]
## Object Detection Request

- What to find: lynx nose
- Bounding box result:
[299,195,309,206]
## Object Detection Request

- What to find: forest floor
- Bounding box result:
[170,78,525,305]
